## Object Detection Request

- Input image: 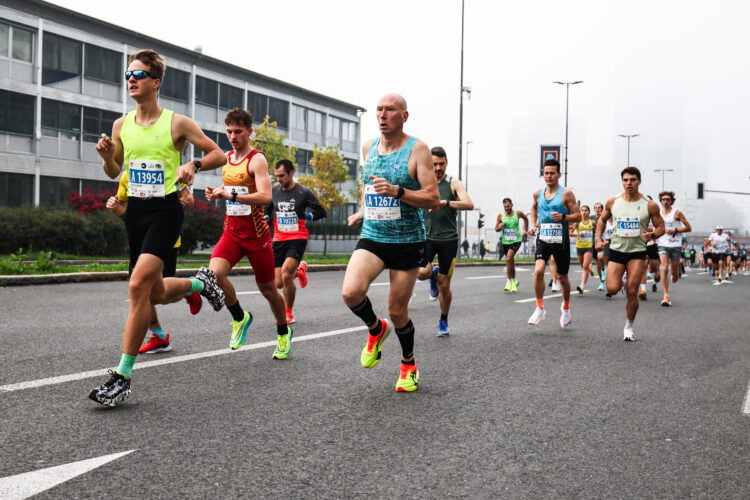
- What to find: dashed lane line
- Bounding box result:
[0,325,367,393]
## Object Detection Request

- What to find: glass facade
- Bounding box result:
[0,172,34,206]
[0,89,34,136]
[39,175,79,207]
[160,67,190,102]
[84,44,120,84]
[42,32,82,84]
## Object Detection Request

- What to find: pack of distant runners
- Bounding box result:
[87,49,737,407]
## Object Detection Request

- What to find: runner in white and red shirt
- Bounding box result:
[268,159,326,324]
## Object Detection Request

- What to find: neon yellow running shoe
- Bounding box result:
[395,361,419,392]
[511,280,519,293]
[360,319,390,368]
[272,326,293,359]
[230,311,253,350]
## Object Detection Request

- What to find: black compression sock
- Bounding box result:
[395,320,415,359]
[402,358,416,365]
[228,302,245,322]
[368,319,383,336]
[440,313,448,322]
[277,323,289,335]
[350,296,377,327]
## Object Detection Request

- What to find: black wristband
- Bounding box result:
[395,186,405,199]
[446,199,450,208]
[561,213,567,221]
[231,192,238,203]
[193,160,202,172]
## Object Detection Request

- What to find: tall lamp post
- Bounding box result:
[463,140,475,240]
[458,0,471,184]
[617,133,640,166]
[553,80,583,186]
[654,169,674,191]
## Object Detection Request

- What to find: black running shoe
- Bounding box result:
[195,266,225,311]
[89,370,131,407]
[651,283,657,292]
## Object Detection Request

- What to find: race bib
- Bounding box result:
[579,230,593,243]
[128,159,165,198]
[539,223,563,244]
[364,184,401,220]
[277,210,299,232]
[615,217,641,238]
[225,186,251,216]
[603,226,612,240]
[504,228,518,241]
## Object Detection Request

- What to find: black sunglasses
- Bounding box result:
[125,70,157,80]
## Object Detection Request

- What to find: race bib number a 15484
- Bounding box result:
[615,217,641,238]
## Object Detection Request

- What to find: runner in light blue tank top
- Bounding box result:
[361,136,425,244]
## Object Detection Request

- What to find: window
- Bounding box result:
[83,107,120,143]
[219,83,243,111]
[247,91,268,120]
[12,26,33,62]
[195,76,218,106]
[0,172,34,207]
[198,130,230,155]
[344,158,358,179]
[327,116,341,138]
[160,67,190,102]
[342,121,356,142]
[309,110,323,135]
[0,24,7,57]
[84,44,120,84]
[268,97,289,129]
[43,33,82,84]
[40,176,79,207]
[0,90,35,136]
[42,99,81,139]
[293,105,306,130]
[295,148,313,174]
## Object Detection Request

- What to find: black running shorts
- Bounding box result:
[646,244,659,260]
[355,238,425,271]
[535,235,571,275]
[273,239,307,267]
[420,239,458,276]
[502,241,522,257]
[125,193,183,273]
[608,248,647,265]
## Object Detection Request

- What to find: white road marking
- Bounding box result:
[236,291,261,295]
[0,326,367,393]
[0,450,135,499]
[743,380,750,415]
[466,275,506,280]
[514,290,591,303]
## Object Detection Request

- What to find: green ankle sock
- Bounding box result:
[189,278,205,293]
[116,353,136,379]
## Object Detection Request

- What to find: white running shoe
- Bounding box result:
[623,325,635,341]
[560,304,572,328]
[528,307,546,326]
[551,281,561,292]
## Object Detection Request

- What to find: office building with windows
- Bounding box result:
[0,0,363,212]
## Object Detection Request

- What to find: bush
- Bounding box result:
[68,187,116,214]
[180,200,223,254]
[0,205,127,256]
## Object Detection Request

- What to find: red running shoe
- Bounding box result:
[139,333,172,354]
[297,261,308,288]
[185,292,202,315]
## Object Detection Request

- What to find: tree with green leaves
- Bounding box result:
[250,115,297,176]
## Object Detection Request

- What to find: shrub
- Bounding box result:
[68,187,117,214]
[180,200,223,254]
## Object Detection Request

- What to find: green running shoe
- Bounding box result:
[272,326,293,360]
[360,319,390,368]
[230,311,253,350]
[395,361,419,392]
[511,280,519,293]
[504,280,512,292]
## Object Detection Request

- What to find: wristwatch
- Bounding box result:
[561,213,567,221]
[231,192,238,203]
[193,160,202,172]
[395,186,405,199]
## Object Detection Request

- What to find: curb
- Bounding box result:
[0,261,537,287]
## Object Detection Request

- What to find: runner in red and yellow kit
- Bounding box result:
[206,108,291,359]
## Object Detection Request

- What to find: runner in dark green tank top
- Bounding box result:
[416,147,473,337]
[494,198,528,293]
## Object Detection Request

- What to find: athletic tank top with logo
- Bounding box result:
[121,109,180,199]
[222,149,269,239]
[576,220,594,248]
[501,210,522,244]
[656,208,682,248]
[610,194,650,253]
[424,175,457,241]
[536,185,570,245]
[361,136,424,244]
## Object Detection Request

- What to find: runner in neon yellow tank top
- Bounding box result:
[569,205,595,294]
[89,49,227,407]
[494,198,528,293]
[595,166,665,341]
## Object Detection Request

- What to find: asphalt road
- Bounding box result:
[1,266,748,498]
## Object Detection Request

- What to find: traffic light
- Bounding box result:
[697,182,704,199]
[478,212,485,229]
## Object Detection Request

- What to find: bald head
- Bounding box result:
[379,93,407,111]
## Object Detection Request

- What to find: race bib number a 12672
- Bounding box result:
[364,185,401,220]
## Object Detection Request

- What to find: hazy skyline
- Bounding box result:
[49,0,750,234]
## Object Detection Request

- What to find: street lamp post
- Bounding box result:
[458,0,471,184]
[553,80,583,186]
[617,133,640,166]
[464,141,474,240]
[654,169,674,191]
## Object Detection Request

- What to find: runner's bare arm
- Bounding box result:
[529,190,540,235]
[235,154,272,206]
[561,189,582,223]
[448,177,474,210]
[348,140,373,226]
[517,210,530,236]
[494,214,503,232]
[178,185,194,209]
[646,201,666,242]
[174,115,226,185]
[595,198,614,250]
[676,210,692,234]
[97,117,125,179]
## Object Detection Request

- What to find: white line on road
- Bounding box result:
[0,325,367,394]
[514,290,591,303]
[466,275,506,280]
[743,380,750,416]
[236,291,261,295]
